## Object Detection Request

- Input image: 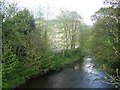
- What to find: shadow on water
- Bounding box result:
[15,57,114,88]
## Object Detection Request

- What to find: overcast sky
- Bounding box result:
[16,0,105,25]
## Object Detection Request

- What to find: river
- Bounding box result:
[15,57,114,88]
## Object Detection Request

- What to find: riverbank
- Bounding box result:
[9,53,80,89]
[15,57,114,88]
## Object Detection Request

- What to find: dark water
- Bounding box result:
[16,58,113,88]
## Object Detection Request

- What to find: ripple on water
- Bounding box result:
[17,58,114,88]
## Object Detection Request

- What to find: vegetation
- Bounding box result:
[91,0,120,88]
[1,0,82,88]
[1,0,120,89]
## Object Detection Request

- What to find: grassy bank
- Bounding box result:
[2,50,80,89]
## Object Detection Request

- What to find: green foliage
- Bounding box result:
[79,25,93,56]
[91,1,120,88]
[40,51,80,73]
[2,44,19,88]
[2,3,81,89]
[2,1,120,89]
[14,9,35,34]
[92,7,120,72]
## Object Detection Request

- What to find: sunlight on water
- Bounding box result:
[18,57,113,88]
[83,58,95,73]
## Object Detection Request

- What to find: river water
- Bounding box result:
[16,57,114,88]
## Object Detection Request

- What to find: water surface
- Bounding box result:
[16,58,113,88]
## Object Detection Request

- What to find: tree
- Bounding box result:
[79,25,93,56]
[91,6,120,72]
[56,10,82,51]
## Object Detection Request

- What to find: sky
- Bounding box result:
[16,0,105,25]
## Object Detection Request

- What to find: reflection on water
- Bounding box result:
[73,58,94,73]
[73,64,80,70]
[83,58,94,73]
[17,57,113,88]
